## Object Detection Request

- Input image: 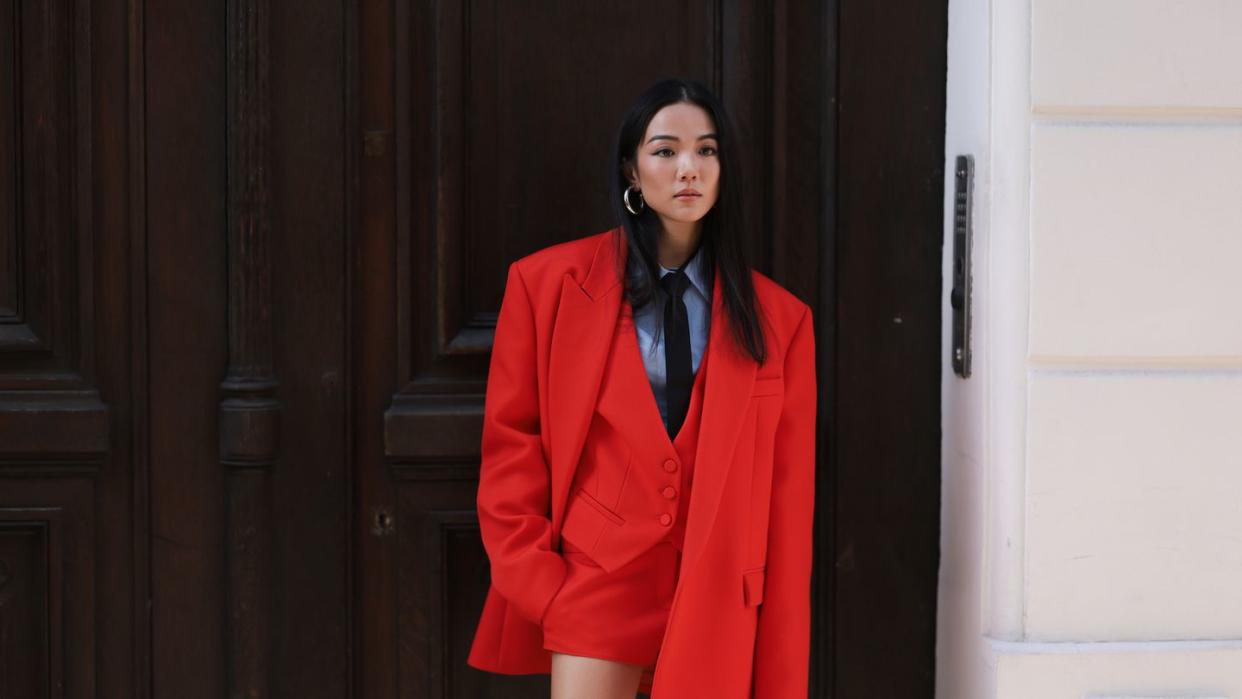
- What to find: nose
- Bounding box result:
[678,157,698,180]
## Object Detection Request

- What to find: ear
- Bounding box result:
[621,160,638,187]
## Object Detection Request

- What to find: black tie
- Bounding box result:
[659,267,693,439]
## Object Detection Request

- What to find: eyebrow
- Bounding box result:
[645,133,719,144]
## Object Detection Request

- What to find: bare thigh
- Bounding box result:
[549,651,644,699]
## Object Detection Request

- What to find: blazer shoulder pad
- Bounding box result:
[515,229,610,282]
[751,268,811,322]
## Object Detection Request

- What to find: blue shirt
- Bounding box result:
[633,243,711,431]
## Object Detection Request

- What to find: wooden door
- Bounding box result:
[1,0,357,696]
[0,0,944,696]
[356,1,944,697]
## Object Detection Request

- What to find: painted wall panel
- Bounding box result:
[1030,125,1242,360]
[1033,0,1242,109]
[1026,373,1242,640]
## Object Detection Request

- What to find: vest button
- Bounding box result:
[663,458,678,472]
[659,513,673,526]
[662,486,676,499]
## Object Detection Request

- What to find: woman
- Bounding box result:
[466,78,817,698]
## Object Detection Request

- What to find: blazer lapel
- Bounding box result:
[547,230,625,530]
[678,269,758,580]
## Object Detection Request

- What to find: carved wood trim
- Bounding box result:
[0,390,108,458]
[384,393,482,462]
[219,0,278,696]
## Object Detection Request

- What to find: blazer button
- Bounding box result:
[662,486,677,499]
[663,458,678,472]
[659,513,673,526]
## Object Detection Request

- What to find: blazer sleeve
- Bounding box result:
[475,260,569,626]
[753,303,817,697]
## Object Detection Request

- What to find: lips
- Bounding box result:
[674,191,701,198]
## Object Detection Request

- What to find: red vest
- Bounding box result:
[559,296,711,570]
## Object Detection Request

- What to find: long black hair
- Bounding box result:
[608,77,768,366]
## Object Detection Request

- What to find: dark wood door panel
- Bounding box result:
[0,0,108,448]
[0,521,50,698]
[0,1,136,697]
[410,0,720,364]
[0,479,96,698]
[1,0,77,363]
[394,474,499,697]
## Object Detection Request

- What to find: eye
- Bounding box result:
[700,145,718,156]
[653,148,674,157]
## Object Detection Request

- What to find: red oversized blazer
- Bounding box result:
[467,227,817,698]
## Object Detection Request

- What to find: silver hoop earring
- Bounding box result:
[623,185,645,216]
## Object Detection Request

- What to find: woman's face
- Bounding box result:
[626,102,721,232]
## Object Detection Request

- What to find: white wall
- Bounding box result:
[939,1,1242,696]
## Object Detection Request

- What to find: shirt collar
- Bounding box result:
[658,243,708,299]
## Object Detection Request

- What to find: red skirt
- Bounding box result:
[542,537,682,694]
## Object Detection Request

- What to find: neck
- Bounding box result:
[656,219,702,268]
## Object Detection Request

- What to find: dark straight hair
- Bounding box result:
[607,77,768,366]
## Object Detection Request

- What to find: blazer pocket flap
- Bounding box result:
[751,376,784,397]
[560,489,629,573]
[742,566,766,607]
